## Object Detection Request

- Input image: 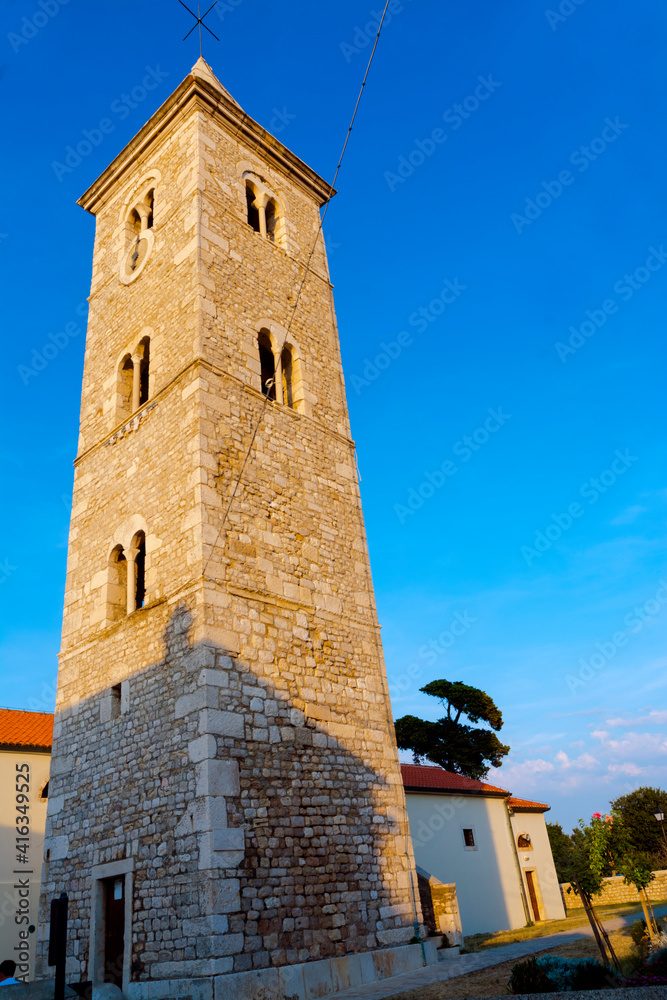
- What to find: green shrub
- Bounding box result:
[630,919,651,962]
[508,956,551,994]
[508,954,613,994]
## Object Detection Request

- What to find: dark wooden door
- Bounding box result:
[525,870,540,922]
[104,876,125,986]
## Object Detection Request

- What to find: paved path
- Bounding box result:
[329,906,667,1000]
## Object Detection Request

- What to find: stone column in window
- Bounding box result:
[274,349,284,405]
[137,205,151,231]
[131,352,143,412]
[256,193,268,238]
[126,547,139,615]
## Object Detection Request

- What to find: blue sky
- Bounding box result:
[1,0,666,830]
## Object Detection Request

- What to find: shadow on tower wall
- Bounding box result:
[37,602,420,990]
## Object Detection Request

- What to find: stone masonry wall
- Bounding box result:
[39,64,420,991]
[561,870,667,908]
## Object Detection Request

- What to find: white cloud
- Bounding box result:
[606,763,643,777]
[606,710,667,728]
[610,505,647,526]
[555,750,598,770]
[603,731,667,757]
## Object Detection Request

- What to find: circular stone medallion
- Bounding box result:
[119,228,154,285]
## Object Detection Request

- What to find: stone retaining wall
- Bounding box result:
[561,869,667,907]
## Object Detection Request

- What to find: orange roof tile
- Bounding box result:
[401,763,510,796]
[0,709,53,750]
[508,796,550,812]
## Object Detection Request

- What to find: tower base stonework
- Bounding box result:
[38,59,424,998]
[39,619,426,997]
[128,941,439,1000]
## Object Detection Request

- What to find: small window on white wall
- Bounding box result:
[462,827,477,850]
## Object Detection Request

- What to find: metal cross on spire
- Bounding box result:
[179,1,219,59]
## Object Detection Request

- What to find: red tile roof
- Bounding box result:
[508,796,550,812]
[400,763,510,797]
[0,709,53,751]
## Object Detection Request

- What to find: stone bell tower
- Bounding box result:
[38,59,428,999]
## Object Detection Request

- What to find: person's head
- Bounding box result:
[0,960,16,981]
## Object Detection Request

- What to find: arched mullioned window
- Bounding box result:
[106,532,147,619]
[125,188,155,249]
[258,331,276,400]
[116,337,151,421]
[243,173,284,246]
[517,834,532,850]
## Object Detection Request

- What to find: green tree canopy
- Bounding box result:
[394,680,510,780]
[546,821,576,883]
[609,787,667,866]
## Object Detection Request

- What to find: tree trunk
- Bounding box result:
[572,879,611,967]
[640,889,658,940]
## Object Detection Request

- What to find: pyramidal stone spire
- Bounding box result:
[190,56,240,107]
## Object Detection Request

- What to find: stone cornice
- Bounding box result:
[77,71,335,215]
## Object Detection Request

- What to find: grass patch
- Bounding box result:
[463,900,665,953]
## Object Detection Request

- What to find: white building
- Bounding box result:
[402,764,565,936]
[0,710,52,982]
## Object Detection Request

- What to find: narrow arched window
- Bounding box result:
[131,531,146,611]
[138,337,150,406]
[258,331,276,400]
[128,209,141,240]
[281,346,293,408]
[108,545,127,620]
[265,199,277,243]
[118,354,133,419]
[246,183,260,233]
[146,189,154,229]
[40,781,49,800]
